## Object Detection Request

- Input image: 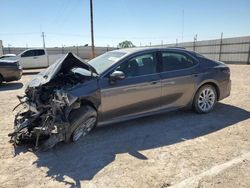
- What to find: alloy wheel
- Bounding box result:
[198,88,216,112]
[72,117,96,142]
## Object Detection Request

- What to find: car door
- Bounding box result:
[19,49,46,68]
[34,49,47,67]
[160,50,199,109]
[98,52,162,122]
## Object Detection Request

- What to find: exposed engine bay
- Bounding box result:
[8,53,100,150]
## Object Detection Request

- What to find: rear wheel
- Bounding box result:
[68,105,97,142]
[193,84,217,113]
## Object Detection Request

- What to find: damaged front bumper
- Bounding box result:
[8,53,100,150]
[9,91,77,150]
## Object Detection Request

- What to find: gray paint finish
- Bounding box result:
[92,48,231,125]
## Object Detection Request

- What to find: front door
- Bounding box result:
[99,52,162,122]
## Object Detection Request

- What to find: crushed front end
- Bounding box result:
[8,53,99,150]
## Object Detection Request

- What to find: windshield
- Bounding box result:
[88,51,126,74]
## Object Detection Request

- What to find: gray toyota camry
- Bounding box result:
[9,47,231,149]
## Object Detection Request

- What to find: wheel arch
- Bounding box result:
[196,80,220,101]
[80,99,98,112]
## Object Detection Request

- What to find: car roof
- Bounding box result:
[112,47,190,55]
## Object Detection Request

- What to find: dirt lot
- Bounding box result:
[0,65,249,188]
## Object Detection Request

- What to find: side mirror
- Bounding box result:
[109,70,125,81]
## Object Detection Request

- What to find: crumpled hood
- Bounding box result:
[26,52,98,88]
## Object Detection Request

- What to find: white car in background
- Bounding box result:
[0,54,16,59]
[1,49,63,69]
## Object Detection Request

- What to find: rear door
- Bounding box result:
[99,52,162,122]
[160,50,199,109]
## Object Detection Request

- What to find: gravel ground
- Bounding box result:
[0,65,249,188]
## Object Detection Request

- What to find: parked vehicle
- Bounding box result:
[9,47,231,149]
[0,54,16,59]
[1,49,63,69]
[0,59,22,84]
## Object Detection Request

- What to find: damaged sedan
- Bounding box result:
[9,47,231,150]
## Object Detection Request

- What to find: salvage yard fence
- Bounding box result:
[2,46,117,60]
[2,36,250,64]
[155,36,250,64]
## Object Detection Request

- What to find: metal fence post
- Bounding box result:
[248,42,250,65]
[219,32,223,61]
[76,45,79,56]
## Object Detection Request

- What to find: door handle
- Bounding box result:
[33,57,38,59]
[150,80,158,85]
[164,81,175,85]
[192,72,199,77]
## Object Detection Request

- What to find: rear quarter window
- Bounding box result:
[35,50,45,56]
[161,51,197,71]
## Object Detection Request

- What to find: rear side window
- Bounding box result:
[35,50,45,56]
[161,52,197,71]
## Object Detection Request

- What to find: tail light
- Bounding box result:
[16,61,22,69]
[221,67,230,76]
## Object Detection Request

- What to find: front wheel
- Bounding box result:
[0,75,3,85]
[193,85,217,113]
[68,105,97,142]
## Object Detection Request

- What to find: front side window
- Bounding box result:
[21,50,35,57]
[161,52,197,71]
[116,53,157,78]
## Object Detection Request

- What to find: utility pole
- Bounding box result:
[8,44,11,54]
[41,32,46,49]
[181,9,184,42]
[193,34,198,51]
[90,0,95,58]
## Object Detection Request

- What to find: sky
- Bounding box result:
[0,0,250,47]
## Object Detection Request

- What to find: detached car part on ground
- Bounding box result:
[8,48,231,150]
[9,53,100,150]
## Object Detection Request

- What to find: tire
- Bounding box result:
[0,75,3,85]
[68,105,97,142]
[193,84,217,114]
